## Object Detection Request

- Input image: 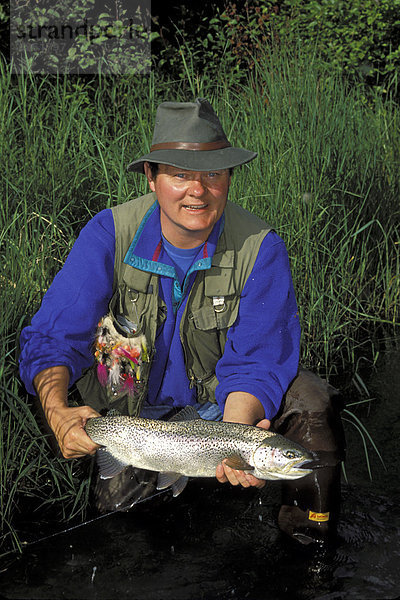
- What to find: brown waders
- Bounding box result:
[273,369,345,545]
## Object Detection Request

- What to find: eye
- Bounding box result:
[283,450,298,460]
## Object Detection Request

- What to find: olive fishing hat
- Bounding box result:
[127,98,257,173]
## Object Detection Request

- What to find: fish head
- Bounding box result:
[252,436,314,480]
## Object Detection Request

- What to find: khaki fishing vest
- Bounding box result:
[76,192,271,416]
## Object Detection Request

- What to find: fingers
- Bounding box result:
[216,463,228,483]
[216,459,266,489]
[215,413,270,489]
[48,405,102,459]
[59,424,100,459]
[256,418,271,430]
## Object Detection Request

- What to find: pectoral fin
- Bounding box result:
[96,447,129,479]
[224,455,254,471]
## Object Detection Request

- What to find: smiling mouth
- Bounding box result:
[183,204,208,210]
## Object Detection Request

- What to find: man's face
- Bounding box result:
[144,163,231,249]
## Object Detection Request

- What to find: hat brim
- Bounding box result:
[127,147,257,173]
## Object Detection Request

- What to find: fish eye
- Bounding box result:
[283,450,298,459]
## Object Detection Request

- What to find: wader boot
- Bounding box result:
[273,369,346,545]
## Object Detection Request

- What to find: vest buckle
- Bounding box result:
[213,296,226,313]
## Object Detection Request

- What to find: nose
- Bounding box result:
[188,175,206,197]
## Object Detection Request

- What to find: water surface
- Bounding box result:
[1,352,399,599]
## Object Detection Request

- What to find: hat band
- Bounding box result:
[150,140,231,152]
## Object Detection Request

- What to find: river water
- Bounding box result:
[1,352,399,600]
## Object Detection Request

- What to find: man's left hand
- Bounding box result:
[216,417,271,489]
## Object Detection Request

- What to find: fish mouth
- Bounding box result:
[265,465,313,481]
[281,458,313,479]
[286,467,313,479]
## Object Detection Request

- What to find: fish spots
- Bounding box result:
[85,415,313,485]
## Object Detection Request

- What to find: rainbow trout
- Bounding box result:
[85,406,313,497]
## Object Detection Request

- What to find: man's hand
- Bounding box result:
[34,365,101,459]
[46,403,102,459]
[216,391,271,489]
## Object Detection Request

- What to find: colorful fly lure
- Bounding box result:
[94,315,148,398]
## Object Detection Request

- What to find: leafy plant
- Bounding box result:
[151,1,400,89]
[10,0,152,74]
[272,0,400,85]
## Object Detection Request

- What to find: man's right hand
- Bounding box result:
[34,365,101,459]
[46,404,102,459]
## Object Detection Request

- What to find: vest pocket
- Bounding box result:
[191,301,238,331]
[184,297,240,403]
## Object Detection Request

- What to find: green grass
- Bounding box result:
[0,384,92,553]
[0,46,399,555]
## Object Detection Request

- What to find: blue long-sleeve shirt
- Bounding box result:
[19,205,301,420]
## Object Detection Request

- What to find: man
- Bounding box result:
[19,98,344,544]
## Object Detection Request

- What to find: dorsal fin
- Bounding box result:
[106,408,122,418]
[168,405,201,423]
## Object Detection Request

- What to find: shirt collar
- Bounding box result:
[123,200,225,276]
